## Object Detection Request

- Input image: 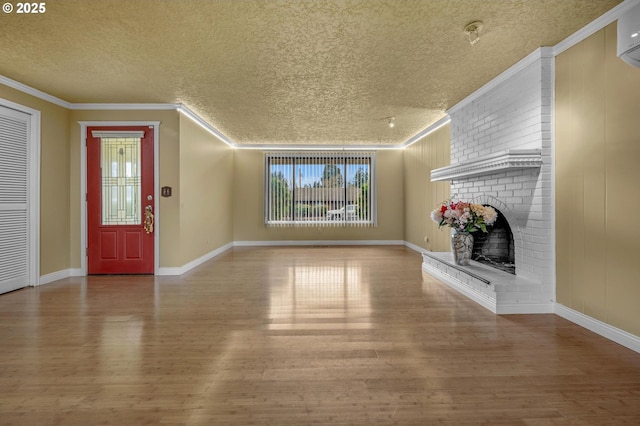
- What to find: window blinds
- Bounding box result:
[264,151,376,227]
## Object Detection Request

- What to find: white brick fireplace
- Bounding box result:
[423,48,555,314]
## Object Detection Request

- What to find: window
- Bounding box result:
[100,137,141,225]
[264,151,376,226]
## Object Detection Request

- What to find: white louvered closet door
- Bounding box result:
[0,105,30,294]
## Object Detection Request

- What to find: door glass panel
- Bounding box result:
[101,137,141,225]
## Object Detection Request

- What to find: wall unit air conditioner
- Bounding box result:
[617,2,640,67]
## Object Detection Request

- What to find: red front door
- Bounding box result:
[87,126,154,274]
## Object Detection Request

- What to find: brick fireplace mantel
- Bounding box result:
[430,149,542,182]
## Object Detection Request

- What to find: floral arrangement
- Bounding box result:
[431,200,498,233]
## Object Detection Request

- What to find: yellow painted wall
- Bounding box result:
[178,115,234,265]
[403,124,451,251]
[232,149,404,242]
[0,85,71,276]
[69,110,181,268]
[555,23,640,336]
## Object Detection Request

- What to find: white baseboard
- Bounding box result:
[404,241,426,253]
[157,267,184,276]
[38,268,84,285]
[58,241,404,279]
[234,240,405,247]
[39,269,72,285]
[555,303,640,354]
[157,242,234,276]
[497,302,555,314]
[422,261,497,314]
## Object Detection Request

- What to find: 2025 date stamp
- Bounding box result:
[3,2,47,14]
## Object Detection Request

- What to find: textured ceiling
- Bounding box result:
[0,0,622,146]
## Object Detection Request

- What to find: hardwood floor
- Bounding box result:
[1,246,639,425]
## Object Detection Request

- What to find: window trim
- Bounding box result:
[264,151,377,227]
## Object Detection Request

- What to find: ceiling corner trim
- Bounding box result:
[0,73,237,148]
[401,116,451,149]
[177,105,236,148]
[447,48,550,117]
[0,74,72,109]
[69,103,181,111]
[236,143,398,151]
[553,0,638,56]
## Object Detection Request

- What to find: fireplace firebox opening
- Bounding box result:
[472,206,515,274]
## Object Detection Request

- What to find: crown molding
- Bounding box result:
[176,105,236,147]
[0,75,72,108]
[236,143,399,151]
[69,103,180,111]
[401,115,451,149]
[430,149,542,182]
[0,73,237,146]
[554,0,640,56]
[447,47,554,117]
[0,72,445,151]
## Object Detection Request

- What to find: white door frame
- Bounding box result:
[79,121,160,275]
[0,98,41,287]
